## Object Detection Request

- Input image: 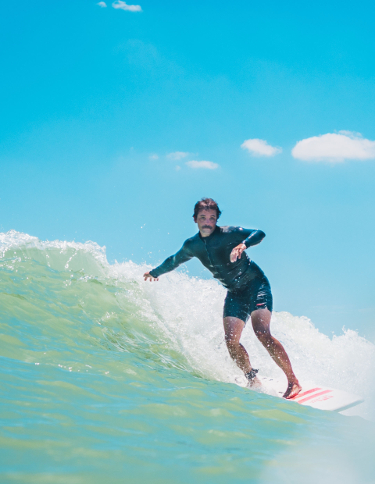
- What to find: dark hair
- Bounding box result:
[193,198,222,221]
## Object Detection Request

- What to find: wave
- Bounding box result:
[1,230,374,420]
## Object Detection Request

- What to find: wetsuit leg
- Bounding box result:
[223,276,273,324]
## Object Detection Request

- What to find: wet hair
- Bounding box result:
[193,198,222,221]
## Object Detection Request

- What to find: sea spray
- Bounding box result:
[111,259,375,420]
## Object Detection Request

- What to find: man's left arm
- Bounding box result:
[230,229,265,262]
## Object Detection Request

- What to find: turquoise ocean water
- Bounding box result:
[1,231,374,483]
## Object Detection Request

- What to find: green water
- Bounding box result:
[1,232,374,483]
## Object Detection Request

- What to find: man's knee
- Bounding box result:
[225,334,240,353]
[225,333,237,346]
[255,329,272,345]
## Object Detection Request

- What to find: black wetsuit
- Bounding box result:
[149,226,273,322]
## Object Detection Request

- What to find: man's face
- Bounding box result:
[195,209,217,237]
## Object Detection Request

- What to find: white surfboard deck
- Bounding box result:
[235,375,364,412]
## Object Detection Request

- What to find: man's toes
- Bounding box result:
[283,383,302,399]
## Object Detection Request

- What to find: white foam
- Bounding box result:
[112,260,375,420]
[0,230,107,275]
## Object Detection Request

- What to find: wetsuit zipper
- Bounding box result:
[203,235,222,280]
[202,237,214,268]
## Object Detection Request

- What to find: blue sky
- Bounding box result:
[1,0,375,340]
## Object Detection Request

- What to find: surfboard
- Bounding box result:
[236,376,364,412]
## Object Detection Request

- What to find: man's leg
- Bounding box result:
[251,308,301,399]
[223,316,261,387]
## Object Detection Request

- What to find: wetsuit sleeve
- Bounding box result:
[241,229,265,248]
[149,242,194,278]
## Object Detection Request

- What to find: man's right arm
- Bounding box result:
[144,243,193,281]
[229,228,266,263]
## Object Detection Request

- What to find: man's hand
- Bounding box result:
[143,272,159,282]
[230,243,246,263]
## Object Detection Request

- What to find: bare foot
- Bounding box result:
[247,376,262,390]
[283,381,302,399]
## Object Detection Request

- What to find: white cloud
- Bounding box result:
[112,1,142,11]
[186,160,219,170]
[292,131,375,162]
[97,2,107,6]
[149,154,159,160]
[167,151,189,160]
[241,138,282,157]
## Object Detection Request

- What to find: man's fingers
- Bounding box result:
[230,245,245,263]
[143,273,159,282]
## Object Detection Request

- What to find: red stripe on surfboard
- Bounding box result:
[289,388,322,400]
[297,390,333,404]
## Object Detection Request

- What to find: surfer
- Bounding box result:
[143,198,301,399]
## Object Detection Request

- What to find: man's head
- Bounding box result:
[193,198,221,237]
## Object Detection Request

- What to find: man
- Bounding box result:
[143,198,301,399]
